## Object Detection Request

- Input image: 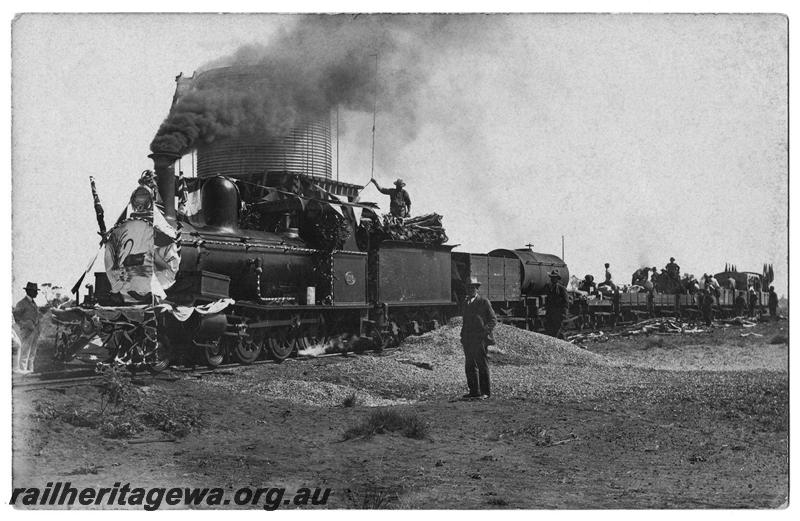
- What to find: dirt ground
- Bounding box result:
[11,316,788,509]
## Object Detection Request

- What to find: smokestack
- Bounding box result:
[148,151,181,224]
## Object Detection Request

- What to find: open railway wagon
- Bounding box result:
[575,270,773,328]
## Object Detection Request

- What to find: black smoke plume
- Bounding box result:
[150,15,446,155]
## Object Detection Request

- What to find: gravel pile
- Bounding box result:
[250,323,621,404]
[401,321,609,368]
[191,322,618,406]
[197,374,414,408]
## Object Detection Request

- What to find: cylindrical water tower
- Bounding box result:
[185,66,333,180]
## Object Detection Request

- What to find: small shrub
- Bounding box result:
[66,463,101,476]
[32,401,60,421]
[140,401,201,438]
[342,392,358,408]
[343,409,428,440]
[98,367,142,413]
[346,485,400,509]
[769,334,788,345]
[33,402,99,429]
[100,419,143,439]
[61,409,100,428]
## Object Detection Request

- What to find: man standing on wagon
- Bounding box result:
[460,276,496,400]
[370,178,411,218]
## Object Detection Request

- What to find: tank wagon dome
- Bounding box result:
[187,66,332,180]
[489,248,569,294]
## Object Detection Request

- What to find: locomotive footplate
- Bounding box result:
[234,301,370,311]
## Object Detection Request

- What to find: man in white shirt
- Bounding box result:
[13,282,41,374]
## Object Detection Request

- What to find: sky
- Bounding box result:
[10,13,788,302]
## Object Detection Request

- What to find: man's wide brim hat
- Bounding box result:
[467,276,481,286]
[24,282,38,292]
[394,178,406,187]
[549,270,561,279]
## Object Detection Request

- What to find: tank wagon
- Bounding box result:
[451,248,569,329]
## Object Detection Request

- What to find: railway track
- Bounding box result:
[12,344,401,391]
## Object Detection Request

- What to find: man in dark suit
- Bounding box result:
[544,270,569,338]
[460,276,497,399]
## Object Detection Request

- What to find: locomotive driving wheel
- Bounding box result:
[202,339,225,368]
[144,337,171,374]
[267,327,296,362]
[233,337,261,364]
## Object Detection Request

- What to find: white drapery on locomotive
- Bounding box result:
[104,181,181,302]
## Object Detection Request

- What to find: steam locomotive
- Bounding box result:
[49,140,578,372]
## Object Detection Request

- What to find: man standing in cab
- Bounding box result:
[460,276,497,400]
[545,269,569,339]
[13,282,41,374]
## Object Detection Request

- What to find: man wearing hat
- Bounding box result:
[666,257,681,283]
[460,276,497,399]
[13,282,41,374]
[544,270,569,338]
[768,285,779,320]
[371,177,411,218]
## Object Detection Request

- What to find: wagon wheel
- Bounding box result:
[202,339,225,368]
[267,328,296,361]
[233,337,261,365]
[142,336,172,374]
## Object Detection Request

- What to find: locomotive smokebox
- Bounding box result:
[149,151,181,223]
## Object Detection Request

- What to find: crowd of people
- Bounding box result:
[569,257,780,325]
